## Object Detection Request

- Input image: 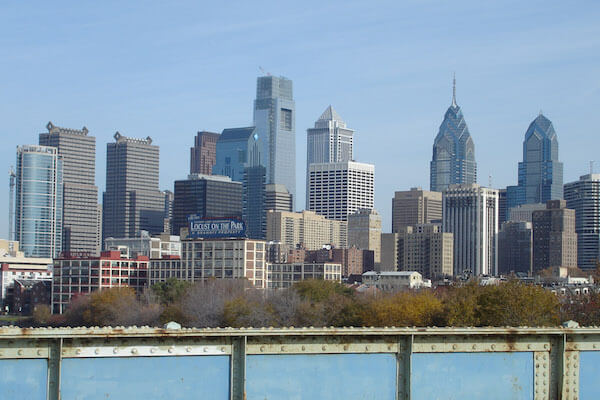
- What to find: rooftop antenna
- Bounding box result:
[590,161,595,175]
[452,73,457,107]
[8,166,15,241]
[488,174,493,188]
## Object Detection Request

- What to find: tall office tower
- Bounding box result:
[172,174,243,236]
[15,145,63,258]
[397,224,454,278]
[497,221,533,275]
[265,184,292,212]
[532,200,577,272]
[565,174,600,270]
[39,122,98,255]
[442,184,498,276]
[307,161,374,221]
[96,204,102,253]
[102,133,164,241]
[380,233,399,272]
[266,210,347,250]
[190,131,219,175]
[213,127,261,182]
[430,78,477,192]
[243,165,267,239]
[507,113,563,209]
[253,75,296,205]
[162,190,174,234]
[391,188,442,233]
[347,209,382,264]
[306,105,354,203]
[498,188,508,226]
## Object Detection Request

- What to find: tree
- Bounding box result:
[361,290,445,327]
[151,278,191,305]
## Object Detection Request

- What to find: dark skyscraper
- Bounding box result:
[507,113,563,209]
[102,133,164,241]
[243,165,267,239]
[253,75,296,206]
[39,122,99,254]
[430,78,477,192]
[172,174,242,236]
[190,131,219,175]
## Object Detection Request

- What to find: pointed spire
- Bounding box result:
[452,73,457,107]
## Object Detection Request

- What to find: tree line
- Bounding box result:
[26,278,600,328]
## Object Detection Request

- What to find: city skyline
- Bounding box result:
[2,1,600,237]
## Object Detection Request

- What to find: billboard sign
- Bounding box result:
[187,216,246,239]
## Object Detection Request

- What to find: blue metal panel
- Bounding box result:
[580,351,600,398]
[412,352,533,400]
[61,356,230,400]
[0,359,47,399]
[246,353,396,399]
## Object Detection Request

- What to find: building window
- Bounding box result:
[280,109,292,130]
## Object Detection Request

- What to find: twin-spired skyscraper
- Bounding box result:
[430,78,477,192]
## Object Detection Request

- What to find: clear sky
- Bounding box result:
[1,0,599,237]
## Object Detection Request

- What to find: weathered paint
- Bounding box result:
[412,352,533,400]
[61,356,230,399]
[246,353,397,399]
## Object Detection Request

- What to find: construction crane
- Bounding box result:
[8,166,15,241]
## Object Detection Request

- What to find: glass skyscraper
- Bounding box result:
[213,127,261,182]
[15,145,63,258]
[506,113,563,209]
[253,75,296,207]
[430,79,477,192]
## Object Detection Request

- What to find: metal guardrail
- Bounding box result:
[0,326,597,399]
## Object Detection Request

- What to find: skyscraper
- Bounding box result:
[347,209,382,265]
[172,174,243,236]
[507,113,563,209]
[391,188,442,233]
[306,106,354,203]
[497,221,533,275]
[213,127,261,182]
[265,184,292,212]
[39,122,99,255]
[443,184,498,276]
[243,165,267,239]
[532,200,577,272]
[430,78,477,192]
[102,133,164,241]
[190,131,220,175]
[307,161,374,221]
[564,174,600,270]
[253,75,296,205]
[15,145,63,258]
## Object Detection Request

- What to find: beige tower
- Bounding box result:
[392,188,442,233]
[347,209,382,264]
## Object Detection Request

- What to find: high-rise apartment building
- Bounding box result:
[497,221,533,275]
[397,224,454,278]
[443,184,498,276]
[265,184,292,212]
[532,200,577,272]
[213,127,261,182]
[15,145,63,258]
[172,174,243,236]
[253,75,296,205]
[307,161,374,221]
[507,114,563,209]
[430,78,477,192]
[266,210,347,250]
[306,106,354,203]
[190,131,219,175]
[39,122,99,255]
[102,133,164,241]
[565,174,600,270]
[347,209,382,264]
[391,188,442,233]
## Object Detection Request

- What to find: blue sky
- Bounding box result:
[1,0,599,236]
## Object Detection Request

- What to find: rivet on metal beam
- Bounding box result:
[95,348,100,355]
[365,346,369,351]
[17,350,23,356]
[491,344,496,350]
[452,344,458,350]
[281,346,286,351]
[322,345,327,351]
[37,350,43,356]
[150,348,156,354]
[186,347,192,353]
[131,348,138,355]
[168,347,174,354]
[301,345,306,351]
[220,347,226,352]
[75,349,82,355]
[113,348,119,354]
[260,346,265,352]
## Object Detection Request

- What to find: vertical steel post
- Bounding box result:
[231,335,246,400]
[47,338,62,400]
[397,335,412,400]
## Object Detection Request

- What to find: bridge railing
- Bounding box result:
[0,326,596,399]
